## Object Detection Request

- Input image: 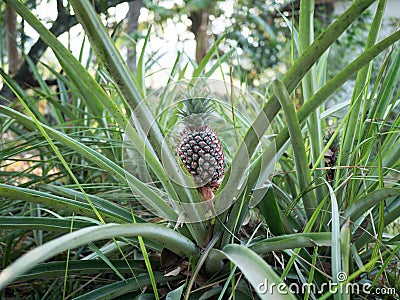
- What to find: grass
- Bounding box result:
[0,0,399,299]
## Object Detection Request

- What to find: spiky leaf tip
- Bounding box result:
[177,95,215,127]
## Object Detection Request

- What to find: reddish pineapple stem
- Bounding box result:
[199,186,214,210]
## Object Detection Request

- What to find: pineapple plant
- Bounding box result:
[177,97,225,201]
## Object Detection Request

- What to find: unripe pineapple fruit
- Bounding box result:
[177,97,225,191]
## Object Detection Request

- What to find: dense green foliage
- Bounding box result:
[0,0,399,299]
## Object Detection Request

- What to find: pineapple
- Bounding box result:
[177,97,225,200]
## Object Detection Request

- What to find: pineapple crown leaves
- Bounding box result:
[177,96,215,127]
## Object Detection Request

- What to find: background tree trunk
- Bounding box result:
[5,3,21,75]
[190,9,210,65]
[126,0,143,73]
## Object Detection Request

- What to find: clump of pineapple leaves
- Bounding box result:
[1,0,399,299]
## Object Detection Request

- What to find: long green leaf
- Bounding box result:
[191,33,227,79]
[0,223,199,290]
[0,106,178,221]
[344,189,400,221]
[299,0,326,203]
[248,30,400,200]
[217,0,377,222]
[339,0,387,196]
[354,195,400,249]
[325,181,343,300]
[221,244,296,299]
[0,184,133,223]
[340,218,351,300]
[249,232,331,254]
[2,70,110,225]
[273,80,317,219]
[42,185,134,222]
[74,273,183,300]
[17,260,149,281]
[0,216,91,232]
[255,185,286,235]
